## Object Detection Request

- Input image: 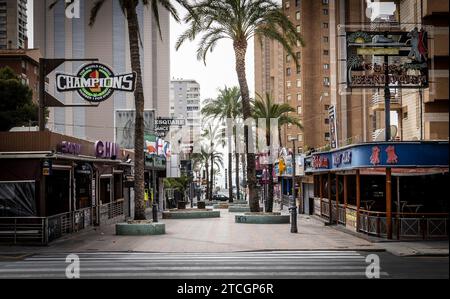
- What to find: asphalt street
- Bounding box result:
[0,250,447,279]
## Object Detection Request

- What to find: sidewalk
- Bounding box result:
[0,210,380,254]
[0,210,447,256]
[311,214,449,257]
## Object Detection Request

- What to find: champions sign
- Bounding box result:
[56,63,136,102]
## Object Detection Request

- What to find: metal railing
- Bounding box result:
[0,217,46,245]
[47,206,97,243]
[1,201,125,245]
[314,199,448,240]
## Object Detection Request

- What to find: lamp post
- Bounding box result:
[288,136,298,233]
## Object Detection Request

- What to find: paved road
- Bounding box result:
[1,250,446,279]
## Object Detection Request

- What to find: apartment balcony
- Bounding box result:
[370,93,402,111]
[423,0,449,18]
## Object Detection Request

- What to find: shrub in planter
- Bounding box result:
[197,201,206,209]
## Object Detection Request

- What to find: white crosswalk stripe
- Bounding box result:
[0,251,389,279]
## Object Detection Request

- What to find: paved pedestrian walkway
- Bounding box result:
[0,210,447,257]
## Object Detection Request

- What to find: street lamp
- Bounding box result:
[288,136,298,233]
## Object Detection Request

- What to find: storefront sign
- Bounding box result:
[333,150,352,167]
[56,63,136,103]
[95,141,120,160]
[60,141,82,155]
[42,159,52,176]
[312,156,330,170]
[328,105,338,149]
[346,29,429,89]
[305,142,448,173]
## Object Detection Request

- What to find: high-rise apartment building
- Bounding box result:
[33,0,170,142]
[255,0,448,153]
[169,79,202,149]
[0,0,28,49]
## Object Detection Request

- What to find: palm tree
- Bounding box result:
[50,0,191,220]
[192,146,212,201]
[202,86,242,202]
[176,0,304,212]
[252,93,303,212]
[201,124,225,201]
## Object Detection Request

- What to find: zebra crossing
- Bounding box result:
[0,250,389,279]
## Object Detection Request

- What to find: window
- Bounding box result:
[296,11,301,20]
[296,64,301,74]
[286,54,291,63]
[296,40,301,47]
[323,36,329,43]
[323,77,330,86]
[324,105,330,111]
[325,118,330,125]
[298,134,303,142]
[322,0,329,4]
[297,106,302,115]
[323,50,329,56]
[323,9,328,15]
[297,93,302,102]
[296,25,301,33]
[295,0,300,7]
[325,132,331,141]
[296,52,301,60]
[287,81,292,88]
[324,63,330,70]
[323,22,329,29]
[287,94,292,102]
[285,1,290,9]
[286,68,291,76]
[296,80,301,88]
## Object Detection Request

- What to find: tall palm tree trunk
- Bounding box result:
[267,132,274,212]
[205,163,209,201]
[210,155,214,201]
[241,153,246,201]
[125,3,145,220]
[235,152,240,201]
[233,40,259,212]
[228,134,233,203]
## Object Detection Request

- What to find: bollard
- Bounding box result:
[289,205,298,233]
[152,202,158,223]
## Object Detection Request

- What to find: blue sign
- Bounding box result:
[305,142,449,173]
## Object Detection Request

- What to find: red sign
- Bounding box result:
[370,146,381,165]
[386,145,399,164]
[312,156,329,169]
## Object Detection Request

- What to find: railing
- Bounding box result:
[371,94,401,106]
[100,200,125,225]
[338,205,346,225]
[314,200,448,240]
[47,206,97,242]
[1,201,125,245]
[0,217,46,245]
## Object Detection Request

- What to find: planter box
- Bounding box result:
[116,222,166,235]
[230,200,248,205]
[177,201,187,210]
[235,213,290,224]
[197,201,206,209]
[228,206,263,213]
[162,209,220,219]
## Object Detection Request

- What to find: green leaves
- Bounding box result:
[176,0,305,64]
[0,67,38,131]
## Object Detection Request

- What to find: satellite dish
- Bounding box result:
[390,125,398,139]
[373,126,398,142]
